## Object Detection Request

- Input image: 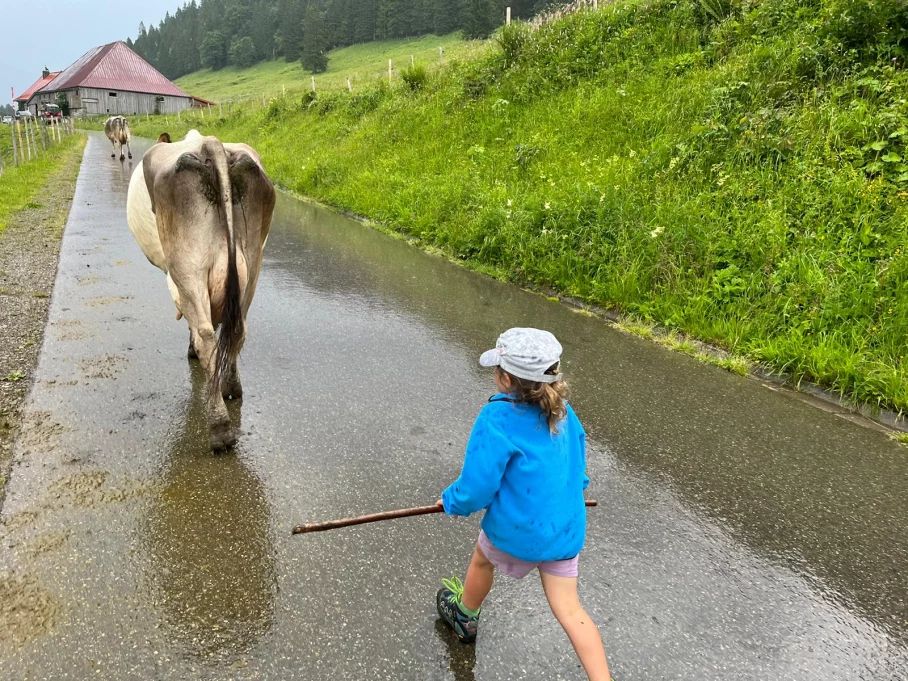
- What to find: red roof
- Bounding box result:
[39,41,190,98]
[15,72,61,102]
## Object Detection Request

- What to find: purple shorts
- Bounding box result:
[477,530,579,579]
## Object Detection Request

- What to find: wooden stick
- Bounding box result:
[292,499,598,535]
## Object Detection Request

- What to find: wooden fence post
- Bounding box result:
[410,54,414,66]
[311,75,316,92]
[17,120,30,162]
[506,6,511,24]
[26,119,36,155]
[346,77,352,92]
[389,59,393,82]
[11,122,19,167]
[41,118,50,148]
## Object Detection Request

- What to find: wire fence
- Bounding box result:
[0,116,77,177]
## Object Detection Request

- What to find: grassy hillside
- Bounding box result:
[175,33,486,102]
[131,0,908,413]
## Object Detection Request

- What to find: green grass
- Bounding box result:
[175,33,485,102]
[0,132,85,234]
[127,0,908,413]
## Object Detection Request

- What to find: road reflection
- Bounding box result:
[143,363,276,662]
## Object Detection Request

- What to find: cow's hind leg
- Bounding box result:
[181,289,235,450]
[110,140,116,158]
[119,142,125,161]
[126,140,133,160]
[222,360,242,400]
[191,323,235,450]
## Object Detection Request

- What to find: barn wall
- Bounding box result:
[25,90,59,115]
[48,88,192,116]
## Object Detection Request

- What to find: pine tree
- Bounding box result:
[350,0,378,43]
[200,30,229,69]
[277,0,306,61]
[301,1,328,73]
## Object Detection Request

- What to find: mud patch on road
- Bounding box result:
[48,471,159,508]
[84,295,132,308]
[15,411,65,455]
[0,572,59,652]
[78,354,126,380]
[53,319,93,342]
[24,530,71,559]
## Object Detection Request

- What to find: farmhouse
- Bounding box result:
[14,68,62,115]
[20,41,196,117]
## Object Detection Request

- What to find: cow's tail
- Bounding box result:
[210,144,243,394]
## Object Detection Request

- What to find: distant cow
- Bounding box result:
[104,115,132,160]
[126,130,276,449]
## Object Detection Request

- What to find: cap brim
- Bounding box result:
[478,348,501,368]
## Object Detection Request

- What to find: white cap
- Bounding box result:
[479,328,563,383]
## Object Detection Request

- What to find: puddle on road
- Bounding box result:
[142,366,276,662]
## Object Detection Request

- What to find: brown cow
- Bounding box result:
[126,130,275,449]
[104,115,132,160]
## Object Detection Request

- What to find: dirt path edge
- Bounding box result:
[0,137,87,508]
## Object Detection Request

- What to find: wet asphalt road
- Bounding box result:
[0,133,906,680]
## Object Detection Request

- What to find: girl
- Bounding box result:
[437,327,611,681]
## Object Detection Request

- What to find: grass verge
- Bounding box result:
[0,134,86,235]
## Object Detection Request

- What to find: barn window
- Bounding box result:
[108,92,117,97]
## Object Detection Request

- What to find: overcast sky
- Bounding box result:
[1,0,184,103]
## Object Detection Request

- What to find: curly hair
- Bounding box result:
[497,364,568,433]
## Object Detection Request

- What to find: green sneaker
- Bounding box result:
[436,576,480,644]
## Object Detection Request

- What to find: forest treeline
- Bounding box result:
[129,0,556,77]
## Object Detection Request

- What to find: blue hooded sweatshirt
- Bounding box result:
[442,394,589,563]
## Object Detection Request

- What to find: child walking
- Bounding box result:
[436,327,611,681]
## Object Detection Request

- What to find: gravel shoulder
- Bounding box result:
[0,138,86,505]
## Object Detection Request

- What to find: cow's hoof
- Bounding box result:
[187,344,198,360]
[210,423,237,451]
[110,153,115,158]
[128,153,133,159]
[222,383,243,400]
[119,155,125,161]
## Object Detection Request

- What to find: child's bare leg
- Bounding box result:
[461,544,494,612]
[539,572,611,681]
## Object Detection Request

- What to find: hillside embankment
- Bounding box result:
[125,0,908,417]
